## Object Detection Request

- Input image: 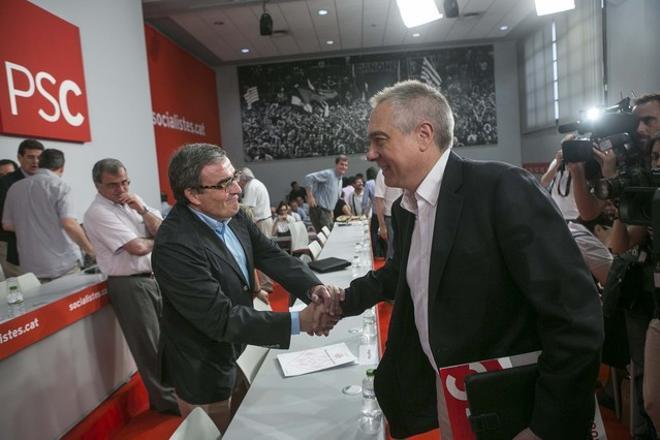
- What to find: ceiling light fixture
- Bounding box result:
[534,0,575,16]
[396,0,442,28]
[499,25,509,31]
[326,40,334,45]
[241,48,250,54]
[318,9,328,16]
[412,32,421,38]
[259,0,273,36]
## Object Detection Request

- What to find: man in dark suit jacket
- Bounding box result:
[339,80,604,440]
[152,143,340,433]
[0,139,44,277]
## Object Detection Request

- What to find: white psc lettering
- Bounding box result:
[5,61,84,127]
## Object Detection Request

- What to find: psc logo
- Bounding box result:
[0,0,91,142]
[5,61,85,127]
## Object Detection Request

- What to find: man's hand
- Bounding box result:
[299,302,339,336]
[309,284,344,316]
[118,193,146,214]
[307,193,317,208]
[592,147,618,178]
[254,289,270,305]
[378,225,388,241]
[512,427,542,440]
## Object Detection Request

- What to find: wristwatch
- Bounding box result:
[140,205,149,216]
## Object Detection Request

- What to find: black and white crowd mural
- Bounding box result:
[238,45,497,161]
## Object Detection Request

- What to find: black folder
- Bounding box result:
[464,364,539,440]
[307,257,351,273]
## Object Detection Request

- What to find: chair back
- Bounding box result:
[169,407,221,440]
[289,221,309,252]
[308,241,322,260]
[316,231,327,246]
[236,297,272,383]
[321,226,331,237]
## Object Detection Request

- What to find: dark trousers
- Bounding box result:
[107,275,178,413]
[309,206,333,233]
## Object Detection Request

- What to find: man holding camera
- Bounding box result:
[569,93,660,439]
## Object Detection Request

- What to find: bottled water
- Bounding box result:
[351,255,361,279]
[6,277,23,305]
[361,369,381,417]
[360,307,377,345]
[360,368,382,434]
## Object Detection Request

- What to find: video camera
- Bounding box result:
[558,97,660,227]
[559,98,640,179]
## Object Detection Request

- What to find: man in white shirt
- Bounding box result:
[238,167,273,237]
[374,169,402,259]
[345,175,371,217]
[83,158,177,414]
[339,80,603,440]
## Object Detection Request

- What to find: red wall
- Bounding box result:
[144,24,221,202]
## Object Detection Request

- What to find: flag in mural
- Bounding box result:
[243,86,259,109]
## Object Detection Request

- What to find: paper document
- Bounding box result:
[277,342,357,377]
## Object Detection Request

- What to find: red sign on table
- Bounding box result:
[0,0,91,142]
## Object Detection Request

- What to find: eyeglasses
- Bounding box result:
[102,179,131,190]
[196,171,241,192]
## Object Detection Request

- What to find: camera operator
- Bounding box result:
[567,94,660,440]
[541,143,613,285]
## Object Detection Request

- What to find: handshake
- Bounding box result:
[299,284,346,336]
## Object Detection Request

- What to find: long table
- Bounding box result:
[0,274,136,439]
[225,221,385,439]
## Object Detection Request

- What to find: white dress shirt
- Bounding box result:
[83,193,161,276]
[400,149,450,372]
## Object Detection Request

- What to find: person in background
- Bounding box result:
[374,168,403,260]
[272,201,296,236]
[287,180,306,202]
[345,175,371,217]
[365,167,384,258]
[304,155,349,232]
[238,167,273,238]
[2,149,94,282]
[160,192,173,217]
[83,158,178,415]
[0,159,18,177]
[151,144,341,433]
[338,80,603,439]
[0,139,45,277]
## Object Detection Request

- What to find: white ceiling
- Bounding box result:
[143,0,537,65]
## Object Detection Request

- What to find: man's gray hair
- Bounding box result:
[169,143,227,205]
[92,158,126,185]
[370,80,454,149]
[239,167,255,183]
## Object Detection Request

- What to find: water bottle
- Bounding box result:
[351,255,361,279]
[6,277,23,305]
[361,369,381,417]
[360,307,376,345]
[360,369,382,434]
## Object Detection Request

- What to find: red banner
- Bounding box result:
[0,0,91,142]
[0,282,107,360]
[144,25,221,204]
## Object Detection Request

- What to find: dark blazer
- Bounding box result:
[0,168,25,264]
[152,204,321,404]
[342,152,604,440]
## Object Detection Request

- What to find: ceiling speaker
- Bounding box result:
[260,12,273,36]
[444,0,459,18]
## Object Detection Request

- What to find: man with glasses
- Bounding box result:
[83,158,178,415]
[152,143,341,433]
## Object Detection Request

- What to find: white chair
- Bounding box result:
[316,231,327,246]
[236,298,272,384]
[321,225,331,237]
[169,407,221,440]
[289,221,310,253]
[308,241,322,260]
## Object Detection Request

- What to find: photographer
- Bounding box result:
[566,94,660,439]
